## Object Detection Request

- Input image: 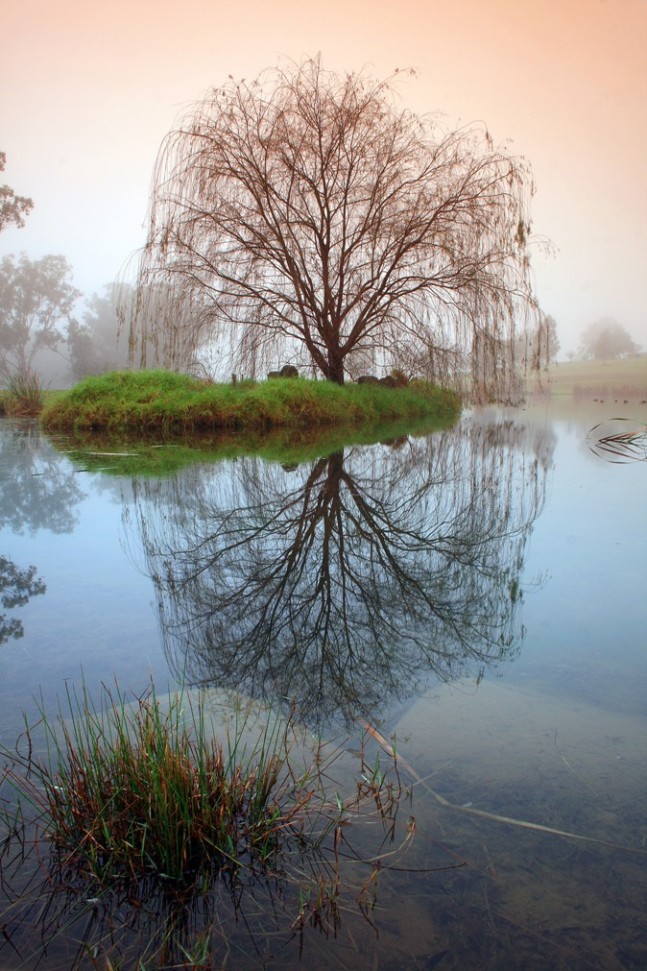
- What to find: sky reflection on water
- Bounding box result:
[0,407,645,970]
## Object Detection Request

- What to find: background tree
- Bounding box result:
[68,285,131,380]
[129,58,543,399]
[505,312,559,381]
[0,253,80,376]
[0,152,33,233]
[578,317,640,361]
[530,313,560,367]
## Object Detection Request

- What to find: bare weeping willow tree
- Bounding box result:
[127,57,546,398]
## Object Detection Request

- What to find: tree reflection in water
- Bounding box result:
[0,556,46,644]
[0,420,84,646]
[128,417,554,726]
[0,420,84,535]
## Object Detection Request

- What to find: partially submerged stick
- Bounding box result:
[361,720,646,855]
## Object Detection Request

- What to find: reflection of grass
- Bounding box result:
[52,411,457,476]
[586,418,647,462]
[40,370,461,435]
[0,682,426,968]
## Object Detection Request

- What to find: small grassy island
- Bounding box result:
[40,369,461,435]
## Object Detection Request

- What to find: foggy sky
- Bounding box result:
[1,0,646,356]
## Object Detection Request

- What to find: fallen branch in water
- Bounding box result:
[361,720,647,855]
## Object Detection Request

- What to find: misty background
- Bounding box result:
[1,0,645,382]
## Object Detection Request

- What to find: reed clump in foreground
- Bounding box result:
[0,684,470,967]
[40,369,461,435]
[1,685,324,890]
[0,683,412,896]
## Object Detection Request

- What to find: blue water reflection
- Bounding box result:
[0,420,165,734]
[1,406,645,970]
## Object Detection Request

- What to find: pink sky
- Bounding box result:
[1,0,646,354]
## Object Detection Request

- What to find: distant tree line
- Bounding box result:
[0,253,130,387]
[0,152,135,388]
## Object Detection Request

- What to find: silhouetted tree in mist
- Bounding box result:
[578,317,639,361]
[68,285,131,380]
[0,253,79,377]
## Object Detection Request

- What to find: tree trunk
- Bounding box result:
[325,348,345,385]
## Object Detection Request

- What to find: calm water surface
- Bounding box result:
[0,404,645,970]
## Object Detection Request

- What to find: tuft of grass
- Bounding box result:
[2,683,320,889]
[0,682,445,967]
[1,366,45,416]
[0,682,412,890]
[40,369,461,435]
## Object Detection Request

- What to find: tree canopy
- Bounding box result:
[0,152,33,233]
[578,317,639,361]
[129,59,544,398]
[0,253,80,376]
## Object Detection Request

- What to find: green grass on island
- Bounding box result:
[40,369,462,436]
